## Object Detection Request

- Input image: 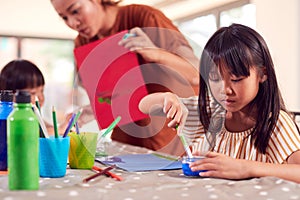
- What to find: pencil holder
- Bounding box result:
[68,132,97,169]
[39,136,70,178]
[182,156,207,177]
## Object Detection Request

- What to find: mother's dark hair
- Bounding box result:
[101,0,122,6]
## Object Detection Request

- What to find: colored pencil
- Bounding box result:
[52,106,59,138]
[33,105,49,138]
[92,165,123,181]
[75,122,80,134]
[62,113,76,137]
[72,109,82,130]
[83,165,116,183]
[65,109,82,136]
[35,96,45,138]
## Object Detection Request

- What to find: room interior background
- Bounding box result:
[0,0,299,125]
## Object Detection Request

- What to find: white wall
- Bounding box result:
[0,0,76,38]
[253,0,300,111]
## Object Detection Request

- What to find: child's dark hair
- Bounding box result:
[0,59,45,92]
[198,23,287,154]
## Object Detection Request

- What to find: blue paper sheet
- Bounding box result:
[96,154,182,172]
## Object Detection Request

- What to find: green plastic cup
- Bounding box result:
[68,132,97,169]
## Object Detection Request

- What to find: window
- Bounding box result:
[176,1,256,58]
[220,4,256,28]
[0,37,18,67]
[178,14,217,58]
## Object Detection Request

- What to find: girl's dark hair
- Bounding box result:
[199,23,286,154]
[0,59,45,92]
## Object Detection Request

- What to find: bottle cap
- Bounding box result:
[0,90,14,102]
[15,90,31,103]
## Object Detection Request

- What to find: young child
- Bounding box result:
[138,24,300,183]
[0,59,45,107]
[0,59,68,135]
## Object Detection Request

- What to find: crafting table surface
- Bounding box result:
[1,141,300,200]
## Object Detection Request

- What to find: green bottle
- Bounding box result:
[7,91,39,190]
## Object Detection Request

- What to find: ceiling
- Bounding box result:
[0,0,238,39]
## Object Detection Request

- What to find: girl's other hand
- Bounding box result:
[190,151,251,180]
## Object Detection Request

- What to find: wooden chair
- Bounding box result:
[291,111,300,120]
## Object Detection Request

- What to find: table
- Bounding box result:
[1,141,300,200]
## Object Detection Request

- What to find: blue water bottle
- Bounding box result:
[0,90,14,171]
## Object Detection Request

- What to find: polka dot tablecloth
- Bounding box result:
[1,142,300,200]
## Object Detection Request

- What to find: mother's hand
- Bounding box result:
[118,27,160,62]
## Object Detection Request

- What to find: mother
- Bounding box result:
[50,0,199,155]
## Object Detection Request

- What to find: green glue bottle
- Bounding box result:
[7,90,39,190]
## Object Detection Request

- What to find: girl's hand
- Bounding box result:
[118,27,159,62]
[138,92,188,130]
[161,93,188,130]
[190,151,251,180]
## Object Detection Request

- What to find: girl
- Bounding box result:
[50,0,199,154]
[139,24,300,183]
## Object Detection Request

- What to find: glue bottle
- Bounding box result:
[7,90,39,190]
[0,90,14,171]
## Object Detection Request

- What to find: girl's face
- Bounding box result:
[51,0,105,39]
[23,85,45,107]
[208,66,265,113]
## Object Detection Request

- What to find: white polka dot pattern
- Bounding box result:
[0,142,299,200]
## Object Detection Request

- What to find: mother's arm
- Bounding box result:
[119,27,199,88]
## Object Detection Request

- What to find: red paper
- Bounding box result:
[74,30,149,129]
